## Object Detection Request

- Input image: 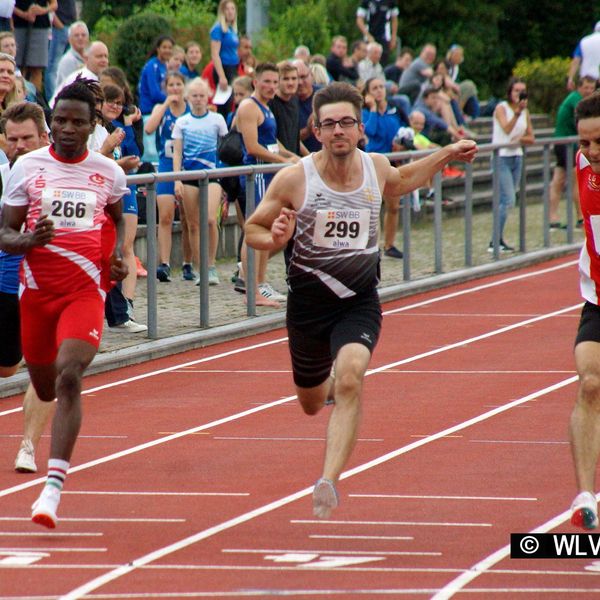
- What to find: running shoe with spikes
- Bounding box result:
[571,491,599,530]
[313,477,339,519]
[15,439,37,473]
[31,485,61,529]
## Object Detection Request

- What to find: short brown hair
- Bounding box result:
[313,82,363,124]
[254,62,278,77]
[576,91,600,123]
[0,101,46,135]
[277,60,297,76]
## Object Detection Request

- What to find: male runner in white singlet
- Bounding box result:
[245,82,477,518]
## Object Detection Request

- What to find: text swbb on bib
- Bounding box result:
[41,188,97,230]
[313,208,370,250]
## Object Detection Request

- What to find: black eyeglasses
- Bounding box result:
[317,117,359,130]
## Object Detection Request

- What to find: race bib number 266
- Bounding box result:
[41,188,97,229]
[313,208,370,249]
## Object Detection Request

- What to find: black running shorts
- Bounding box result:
[286,288,382,389]
[0,291,21,367]
[575,301,600,346]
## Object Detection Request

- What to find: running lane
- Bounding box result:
[0,256,590,598]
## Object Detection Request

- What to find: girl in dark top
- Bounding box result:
[13,0,57,92]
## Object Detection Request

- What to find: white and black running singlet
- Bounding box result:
[287,150,382,299]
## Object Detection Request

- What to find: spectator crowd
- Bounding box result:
[1,0,598,326]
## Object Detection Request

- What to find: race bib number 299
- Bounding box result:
[313,208,370,249]
[41,188,97,229]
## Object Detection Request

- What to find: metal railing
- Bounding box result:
[127,135,579,338]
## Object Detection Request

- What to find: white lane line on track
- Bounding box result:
[12,564,600,576]
[61,491,248,497]
[73,588,600,596]
[0,303,581,501]
[0,337,290,419]
[431,497,600,599]
[222,548,439,557]
[0,532,102,537]
[0,434,128,439]
[58,374,576,600]
[0,517,186,523]
[309,535,414,541]
[0,258,579,421]
[470,439,568,445]
[349,494,537,501]
[291,520,492,527]
[389,312,579,317]
[0,547,106,552]
[173,369,293,373]
[383,259,579,316]
[380,370,575,374]
[212,437,384,442]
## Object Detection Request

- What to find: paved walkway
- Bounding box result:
[101,250,406,353]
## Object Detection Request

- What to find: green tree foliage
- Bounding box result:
[111,13,172,93]
[103,0,216,93]
[90,0,600,102]
[136,0,215,54]
[256,1,331,61]
[82,0,152,30]
[513,56,571,117]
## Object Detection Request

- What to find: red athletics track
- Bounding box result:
[0,254,598,599]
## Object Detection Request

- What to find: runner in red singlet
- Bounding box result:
[0,79,129,528]
[569,92,600,530]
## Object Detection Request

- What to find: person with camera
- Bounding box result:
[99,82,146,332]
[489,77,534,253]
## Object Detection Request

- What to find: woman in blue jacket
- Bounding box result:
[361,77,405,153]
[362,77,406,259]
[138,35,175,116]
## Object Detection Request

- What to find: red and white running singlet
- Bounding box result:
[1,146,128,296]
[577,150,600,304]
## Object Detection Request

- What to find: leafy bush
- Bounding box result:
[92,14,121,52]
[512,56,571,117]
[256,0,332,61]
[111,13,172,94]
[106,0,216,93]
[136,0,215,58]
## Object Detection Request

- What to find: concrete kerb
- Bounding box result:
[0,245,580,399]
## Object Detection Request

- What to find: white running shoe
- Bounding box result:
[109,320,148,333]
[571,491,599,530]
[313,477,339,519]
[208,266,220,286]
[31,485,61,529]
[259,282,286,302]
[14,439,37,473]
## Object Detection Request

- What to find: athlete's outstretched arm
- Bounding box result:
[382,139,477,198]
[0,205,55,254]
[245,164,303,252]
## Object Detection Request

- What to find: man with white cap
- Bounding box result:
[567,21,600,90]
